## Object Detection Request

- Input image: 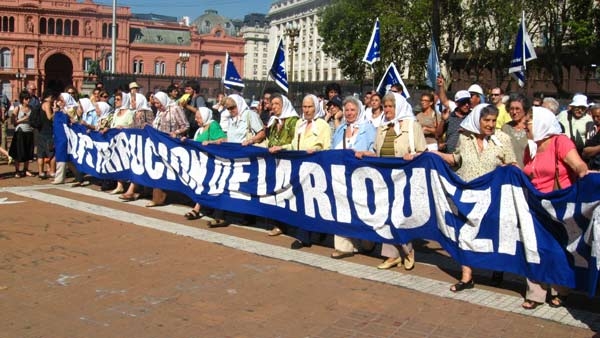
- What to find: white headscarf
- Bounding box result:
[342,96,367,129]
[314,96,326,119]
[154,91,169,109]
[227,94,250,123]
[383,92,415,135]
[296,94,322,135]
[79,98,95,115]
[119,93,131,110]
[60,92,78,110]
[267,94,299,127]
[460,103,489,135]
[96,101,112,118]
[460,103,502,149]
[527,106,564,158]
[193,107,214,139]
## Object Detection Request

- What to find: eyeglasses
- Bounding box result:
[101,95,109,98]
[225,105,236,110]
[490,93,501,97]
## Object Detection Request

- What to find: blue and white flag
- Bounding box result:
[376,62,410,98]
[509,11,537,87]
[362,18,380,65]
[54,110,600,295]
[269,38,288,93]
[223,52,244,89]
[426,35,440,90]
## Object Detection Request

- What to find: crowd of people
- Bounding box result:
[1,78,598,310]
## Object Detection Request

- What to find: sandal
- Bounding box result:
[14,172,23,178]
[267,227,283,236]
[24,171,35,177]
[522,299,544,310]
[208,218,229,228]
[145,201,165,208]
[549,296,565,308]
[450,279,474,292]
[330,250,354,259]
[184,209,203,220]
[39,172,48,180]
[119,193,140,201]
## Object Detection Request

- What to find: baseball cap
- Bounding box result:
[468,84,484,95]
[454,90,471,103]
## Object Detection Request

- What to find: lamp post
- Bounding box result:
[15,69,26,91]
[284,22,300,82]
[179,52,190,77]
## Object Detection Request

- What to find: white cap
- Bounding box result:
[467,84,484,95]
[250,100,259,109]
[570,93,589,107]
[454,90,471,103]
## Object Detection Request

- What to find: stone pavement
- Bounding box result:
[0,173,599,337]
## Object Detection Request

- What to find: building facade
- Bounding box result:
[240,14,270,81]
[0,0,245,100]
[267,0,341,83]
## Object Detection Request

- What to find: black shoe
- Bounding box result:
[290,240,311,250]
[490,271,504,287]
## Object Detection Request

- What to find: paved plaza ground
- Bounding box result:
[0,159,599,338]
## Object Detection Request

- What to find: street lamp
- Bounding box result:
[179,52,190,77]
[284,22,300,82]
[15,69,27,91]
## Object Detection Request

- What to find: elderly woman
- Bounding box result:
[356,92,427,270]
[265,93,299,236]
[330,96,376,259]
[145,91,189,207]
[225,94,265,145]
[270,94,332,249]
[520,107,589,309]
[184,107,227,220]
[103,92,134,195]
[502,93,531,168]
[434,103,516,292]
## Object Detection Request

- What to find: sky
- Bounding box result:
[95,0,274,21]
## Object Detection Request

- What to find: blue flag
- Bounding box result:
[376,62,410,98]
[509,12,537,87]
[426,35,440,90]
[269,38,288,93]
[223,52,244,89]
[362,18,380,65]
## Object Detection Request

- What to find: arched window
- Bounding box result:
[64,20,71,36]
[72,20,79,36]
[56,19,63,35]
[102,23,107,38]
[160,62,166,75]
[9,17,14,32]
[2,17,8,32]
[154,60,165,75]
[104,53,112,71]
[39,18,46,34]
[176,62,182,76]
[200,60,209,77]
[133,59,144,74]
[213,61,222,78]
[0,48,11,69]
[48,18,54,34]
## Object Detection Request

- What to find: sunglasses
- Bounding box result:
[490,93,501,97]
[101,95,109,98]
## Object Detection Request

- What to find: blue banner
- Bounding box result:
[376,62,410,99]
[54,112,600,295]
[223,52,244,89]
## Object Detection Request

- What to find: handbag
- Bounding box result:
[245,111,267,147]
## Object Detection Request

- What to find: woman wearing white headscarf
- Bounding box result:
[270,94,332,249]
[266,93,299,148]
[142,91,189,208]
[109,92,134,130]
[434,103,516,292]
[520,106,589,310]
[183,107,227,220]
[79,98,98,131]
[224,94,265,145]
[329,96,377,259]
[356,92,427,271]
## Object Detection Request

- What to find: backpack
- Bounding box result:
[28,104,42,129]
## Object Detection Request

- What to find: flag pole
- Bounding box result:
[521,11,526,90]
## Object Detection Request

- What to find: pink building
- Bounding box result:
[0,0,245,100]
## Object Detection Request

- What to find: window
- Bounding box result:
[102,23,107,38]
[104,53,112,71]
[1,17,8,32]
[133,60,144,74]
[72,20,79,36]
[83,57,93,72]
[39,18,46,34]
[200,60,209,77]
[213,62,222,78]
[176,62,182,76]
[56,19,63,35]
[2,16,15,32]
[64,20,71,35]
[48,19,54,34]
[0,48,11,68]
[25,55,34,69]
[154,61,165,75]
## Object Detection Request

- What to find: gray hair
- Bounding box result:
[542,97,560,114]
[342,95,361,109]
